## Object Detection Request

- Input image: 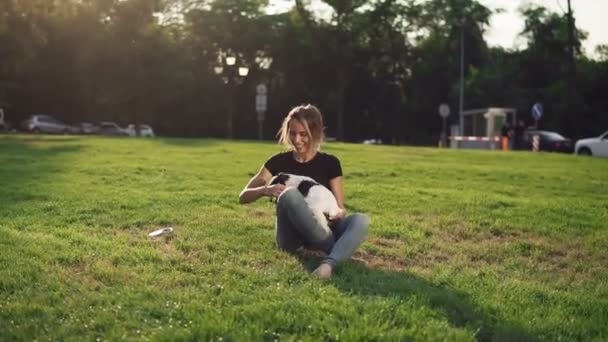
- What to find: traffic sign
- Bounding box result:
[256,83,267,95]
[256,94,267,113]
[438,103,450,147]
[531,102,543,120]
[256,83,268,117]
[255,86,267,141]
[438,103,450,118]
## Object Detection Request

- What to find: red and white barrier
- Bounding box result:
[447,136,500,150]
[532,134,540,152]
[448,136,500,142]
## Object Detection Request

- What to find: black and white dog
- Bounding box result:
[269,172,341,229]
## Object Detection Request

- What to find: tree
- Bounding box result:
[0,0,605,142]
[405,0,491,143]
[294,0,368,141]
[519,5,587,135]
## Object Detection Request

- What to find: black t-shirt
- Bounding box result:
[264,151,342,189]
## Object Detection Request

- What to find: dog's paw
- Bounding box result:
[326,207,344,220]
[326,209,340,218]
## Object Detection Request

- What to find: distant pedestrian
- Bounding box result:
[513,120,526,150]
[238,104,369,279]
[500,121,512,151]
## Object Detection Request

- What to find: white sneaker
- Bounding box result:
[148,227,174,239]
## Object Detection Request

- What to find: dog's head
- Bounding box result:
[269,172,290,186]
[268,173,291,203]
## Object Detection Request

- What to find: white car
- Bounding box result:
[126,124,155,137]
[575,130,608,157]
[138,124,155,137]
[0,108,7,130]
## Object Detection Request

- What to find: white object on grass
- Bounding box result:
[148,227,174,239]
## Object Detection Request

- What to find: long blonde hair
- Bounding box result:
[277,104,325,150]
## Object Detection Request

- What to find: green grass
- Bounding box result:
[1,134,607,341]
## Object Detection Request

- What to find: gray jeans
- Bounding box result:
[275,188,369,267]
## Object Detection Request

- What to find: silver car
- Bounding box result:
[575,130,608,157]
[21,115,77,134]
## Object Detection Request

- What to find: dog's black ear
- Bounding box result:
[270,172,289,185]
[276,173,289,185]
[297,180,316,197]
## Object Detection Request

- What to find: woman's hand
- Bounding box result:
[239,166,272,204]
[265,184,287,198]
[327,208,346,222]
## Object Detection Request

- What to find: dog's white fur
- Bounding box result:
[270,173,341,230]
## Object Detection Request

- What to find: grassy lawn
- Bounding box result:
[0,134,606,341]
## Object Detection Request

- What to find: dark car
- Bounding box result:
[77,122,100,135]
[522,130,573,153]
[98,121,129,136]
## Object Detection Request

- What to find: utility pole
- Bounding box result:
[566,0,576,136]
[458,18,465,135]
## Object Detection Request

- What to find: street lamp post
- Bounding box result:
[254,53,273,140]
[214,54,249,139]
[458,17,465,136]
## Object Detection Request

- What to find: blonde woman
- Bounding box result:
[239,104,369,278]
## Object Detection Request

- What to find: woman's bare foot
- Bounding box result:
[311,263,333,279]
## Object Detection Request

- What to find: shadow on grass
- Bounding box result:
[150,137,224,147]
[0,134,83,144]
[296,252,536,342]
[0,135,83,215]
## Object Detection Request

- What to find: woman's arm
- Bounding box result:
[328,176,347,220]
[239,166,272,204]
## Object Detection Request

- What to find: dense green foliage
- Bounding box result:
[0,1,606,143]
[1,134,607,340]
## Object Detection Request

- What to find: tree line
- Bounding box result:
[1,0,606,143]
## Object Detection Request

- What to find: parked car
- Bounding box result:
[575,130,608,157]
[521,130,573,153]
[362,138,383,145]
[77,122,100,135]
[98,121,129,136]
[138,124,155,137]
[125,124,155,137]
[125,124,137,137]
[0,108,9,131]
[134,124,155,137]
[21,114,77,134]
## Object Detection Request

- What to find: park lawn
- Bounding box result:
[0,134,606,341]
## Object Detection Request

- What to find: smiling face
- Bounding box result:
[277,104,324,153]
[288,119,312,155]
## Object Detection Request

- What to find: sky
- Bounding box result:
[267,0,607,58]
[482,0,607,56]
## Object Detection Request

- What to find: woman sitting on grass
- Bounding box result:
[239,104,369,278]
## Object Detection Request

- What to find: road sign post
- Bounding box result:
[438,103,450,147]
[256,84,267,140]
[531,102,543,129]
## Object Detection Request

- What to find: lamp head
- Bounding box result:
[238,67,249,77]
